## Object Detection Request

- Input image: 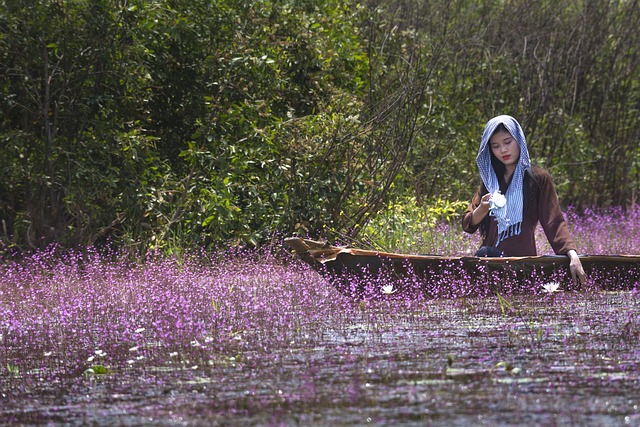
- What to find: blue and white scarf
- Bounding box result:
[477,115,531,246]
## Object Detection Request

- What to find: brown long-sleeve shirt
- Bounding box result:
[462,167,576,256]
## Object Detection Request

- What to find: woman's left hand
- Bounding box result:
[567,250,587,285]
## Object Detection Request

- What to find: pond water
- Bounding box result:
[0,293,640,426]
[2,255,639,427]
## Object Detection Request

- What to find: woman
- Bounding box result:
[462,115,587,285]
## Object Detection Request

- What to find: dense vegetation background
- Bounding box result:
[1,0,638,252]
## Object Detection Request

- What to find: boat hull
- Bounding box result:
[284,238,640,298]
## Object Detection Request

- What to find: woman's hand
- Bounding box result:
[479,192,491,209]
[471,193,491,226]
[567,249,587,285]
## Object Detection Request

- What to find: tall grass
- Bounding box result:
[364,199,640,256]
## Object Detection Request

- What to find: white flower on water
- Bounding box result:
[381,284,397,295]
[490,191,507,209]
[542,282,561,293]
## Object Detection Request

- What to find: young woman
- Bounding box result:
[462,115,587,284]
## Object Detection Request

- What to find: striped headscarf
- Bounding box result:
[477,115,531,246]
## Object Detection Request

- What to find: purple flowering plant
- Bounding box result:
[0,206,639,425]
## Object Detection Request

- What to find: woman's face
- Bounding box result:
[489,129,520,169]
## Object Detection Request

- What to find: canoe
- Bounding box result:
[284,237,640,298]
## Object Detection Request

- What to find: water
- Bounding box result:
[2,284,639,426]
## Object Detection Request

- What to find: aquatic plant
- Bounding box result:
[542,282,561,293]
[1,208,639,425]
[381,284,397,295]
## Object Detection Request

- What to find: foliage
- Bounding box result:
[0,0,638,252]
[362,196,473,253]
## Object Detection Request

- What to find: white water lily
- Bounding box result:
[381,284,397,295]
[542,282,561,293]
[490,191,507,209]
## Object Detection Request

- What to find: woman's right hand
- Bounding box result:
[479,193,491,209]
[471,193,491,226]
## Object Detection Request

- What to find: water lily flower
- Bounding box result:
[381,285,397,295]
[490,191,507,210]
[542,282,561,293]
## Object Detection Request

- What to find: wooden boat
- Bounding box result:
[284,237,640,298]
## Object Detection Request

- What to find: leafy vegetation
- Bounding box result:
[1,0,638,252]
